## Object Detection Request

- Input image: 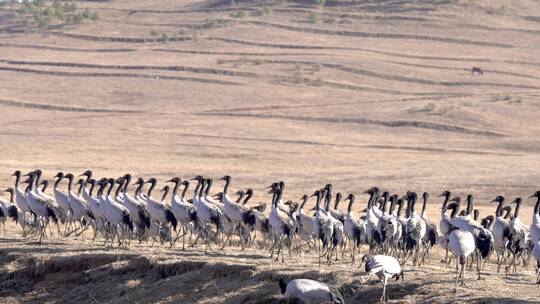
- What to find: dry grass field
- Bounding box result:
[1,0,540,303]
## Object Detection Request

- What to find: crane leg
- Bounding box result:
[476,252,482,280]
[380,277,387,302]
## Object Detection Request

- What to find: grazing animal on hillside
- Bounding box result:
[471,66,484,75]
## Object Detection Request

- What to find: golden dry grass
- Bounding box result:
[0,0,540,302]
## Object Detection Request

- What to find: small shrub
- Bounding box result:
[262,5,273,16]
[90,12,100,21]
[308,12,319,23]
[230,9,245,19]
[313,0,325,6]
[150,30,158,36]
[72,13,84,24]
[33,13,51,28]
[203,18,218,29]
[253,58,267,65]
[160,33,169,43]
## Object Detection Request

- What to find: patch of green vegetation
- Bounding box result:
[260,5,273,16]
[230,9,246,19]
[490,94,522,105]
[253,58,267,65]
[159,33,169,43]
[313,0,325,7]
[308,12,319,24]
[408,102,454,116]
[8,0,99,28]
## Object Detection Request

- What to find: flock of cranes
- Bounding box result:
[1,169,540,303]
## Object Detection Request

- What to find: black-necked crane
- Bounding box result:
[53,172,74,235]
[278,278,345,304]
[203,178,225,209]
[64,173,95,236]
[343,194,364,265]
[507,197,530,273]
[490,195,512,273]
[78,170,94,202]
[393,197,407,254]
[103,178,133,246]
[323,185,344,263]
[378,192,397,255]
[1,188,31,233]
[447,227,476,288]
[446,199,492,279]
[84,178,108,241]
[23,171,59,242]
[11,170,33,234]
[419,192,438,265]
[216,175,251,249]
[192,176,224,252]
[239,189,257,242]
[118,174,151,240]
[529,191,540,244]
[295,194,316,251]
[144,177,177,232]
[363,254,403,302]
[311,189,333,266]
[167,177,199,250]
[404,191,426,266]
[268,182,295,262]
[388,195,403,256]
[34,171,66,227]
[439,190,453,262]
[242,189,270,248]
[364,187,382,254]
[328,192,345,223]
[133,177,147,203]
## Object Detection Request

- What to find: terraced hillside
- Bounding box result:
[0,0,540,303]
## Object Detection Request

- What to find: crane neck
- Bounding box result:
[534,196,540,216]
[147,180,156,198]
[181,182,189,200]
